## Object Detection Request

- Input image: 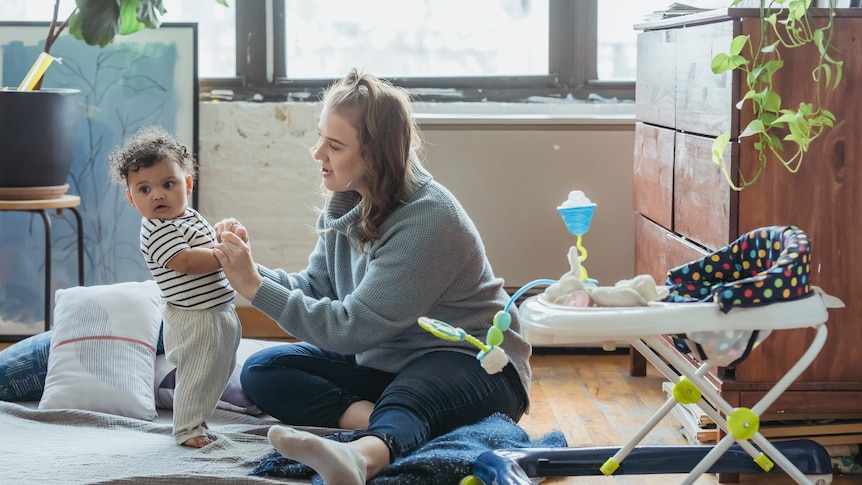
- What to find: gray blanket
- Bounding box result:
[0,401,310,484]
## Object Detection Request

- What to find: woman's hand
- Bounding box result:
[213,218,249,243]
[213,231,263,301]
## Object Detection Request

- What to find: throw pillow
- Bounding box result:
[38,280,162,420]
[154,338,283,415]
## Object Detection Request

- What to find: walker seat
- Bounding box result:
[666,225,812,368]
[472,226,843,485]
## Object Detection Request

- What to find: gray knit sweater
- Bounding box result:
[251,163,532,398]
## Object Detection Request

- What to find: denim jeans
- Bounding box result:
[240,342,528,460]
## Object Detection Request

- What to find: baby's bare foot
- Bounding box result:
[182,435,213,448]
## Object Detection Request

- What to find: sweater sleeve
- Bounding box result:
[257,222,336,301]
[252,193,470,354]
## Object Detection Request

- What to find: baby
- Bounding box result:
[109,126,242,447]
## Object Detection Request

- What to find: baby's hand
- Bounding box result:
[213,218,249,243]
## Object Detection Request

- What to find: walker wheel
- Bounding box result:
[459,475,484,485]
[727,407,760,440]
[671,378,701,405]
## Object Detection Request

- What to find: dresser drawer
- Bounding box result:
[673,132,737,251]
[635,215,709,283]
[635,29,676,128]
[665,229,710,271]
[633,123,674,229]
[675,20,735,137]
[634,215,672,283]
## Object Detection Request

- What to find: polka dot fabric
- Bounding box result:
[665,226,812,313]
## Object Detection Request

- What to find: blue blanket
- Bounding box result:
[249,413,568,484]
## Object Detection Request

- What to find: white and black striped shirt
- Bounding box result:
[140,208,235,310]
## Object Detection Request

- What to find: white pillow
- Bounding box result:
[154,338,284,415]
[39,280,162,420]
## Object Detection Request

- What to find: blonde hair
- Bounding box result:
[321,69,422,250]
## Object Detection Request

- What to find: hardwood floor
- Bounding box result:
[517,348,862,485]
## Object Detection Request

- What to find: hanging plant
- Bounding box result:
[710,0,843,190]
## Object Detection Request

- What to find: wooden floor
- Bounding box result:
[517,349,862,485]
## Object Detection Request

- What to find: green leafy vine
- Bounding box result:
[710,0,843,190]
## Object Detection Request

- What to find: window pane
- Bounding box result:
[284,0,549,79]
[0,2,235,78]
[157,3,236,78]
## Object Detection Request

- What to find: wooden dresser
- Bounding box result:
[632,8,862,420]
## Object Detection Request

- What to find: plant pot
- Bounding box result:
[0,88,82,200]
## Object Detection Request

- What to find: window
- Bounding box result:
[1,1,730,103]
[283,0,550,79]
[219,0,677,102]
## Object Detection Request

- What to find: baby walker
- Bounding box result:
[419,191,842,485]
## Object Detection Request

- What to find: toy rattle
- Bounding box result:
[417,278,557,374]
[417,312,510,374]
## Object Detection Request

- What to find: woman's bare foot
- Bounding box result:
[182,435,213,448]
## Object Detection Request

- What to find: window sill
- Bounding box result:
[413,101,635,126]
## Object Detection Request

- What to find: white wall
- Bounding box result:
[197,102,636,300]
[422,121,635,290]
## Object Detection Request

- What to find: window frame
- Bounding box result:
[200,0,635,103]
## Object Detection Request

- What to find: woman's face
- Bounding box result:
[312,105,366,195]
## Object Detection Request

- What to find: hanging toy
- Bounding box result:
[557,190,597,284]
[417,278,557,374]
[418,311,511,374]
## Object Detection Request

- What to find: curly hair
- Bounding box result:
[108,125,195,186]
[320,69,422,249]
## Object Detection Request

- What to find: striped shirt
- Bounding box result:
[140,208,235,310]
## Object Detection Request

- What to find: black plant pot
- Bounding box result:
[0,88,82,198]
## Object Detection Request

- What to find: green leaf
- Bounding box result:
[740,120,766,138]
[119,0,149,35]
[833,60,843,87]
[760,40,780,54]
[711,53,747,74]
[765,13,778,27]
[730,35,749,56]
[765,132,784,152]
[712,133,731,166]
[788,0,809,21]
[774,111,801,124]
[763,89,782,113]
[73,0,122,47]
[760,112,780,128]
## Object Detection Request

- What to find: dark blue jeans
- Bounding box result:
[240,342,528,460]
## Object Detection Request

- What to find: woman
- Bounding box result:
[213,69,531,484]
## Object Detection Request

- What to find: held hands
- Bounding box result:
[213,217,249,243]
[213,229,262,301]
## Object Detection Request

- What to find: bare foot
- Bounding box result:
[182,435,213,448]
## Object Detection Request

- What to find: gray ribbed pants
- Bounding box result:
[163,302,241,445]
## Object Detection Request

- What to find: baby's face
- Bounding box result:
[125,158,192,220]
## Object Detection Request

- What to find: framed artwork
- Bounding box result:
[0,22,198,340]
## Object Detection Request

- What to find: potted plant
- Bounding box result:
[709,0,842,190]
[0,0,228,199]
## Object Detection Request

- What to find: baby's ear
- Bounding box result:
[185,175,194,195]
[125,188,135,207]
